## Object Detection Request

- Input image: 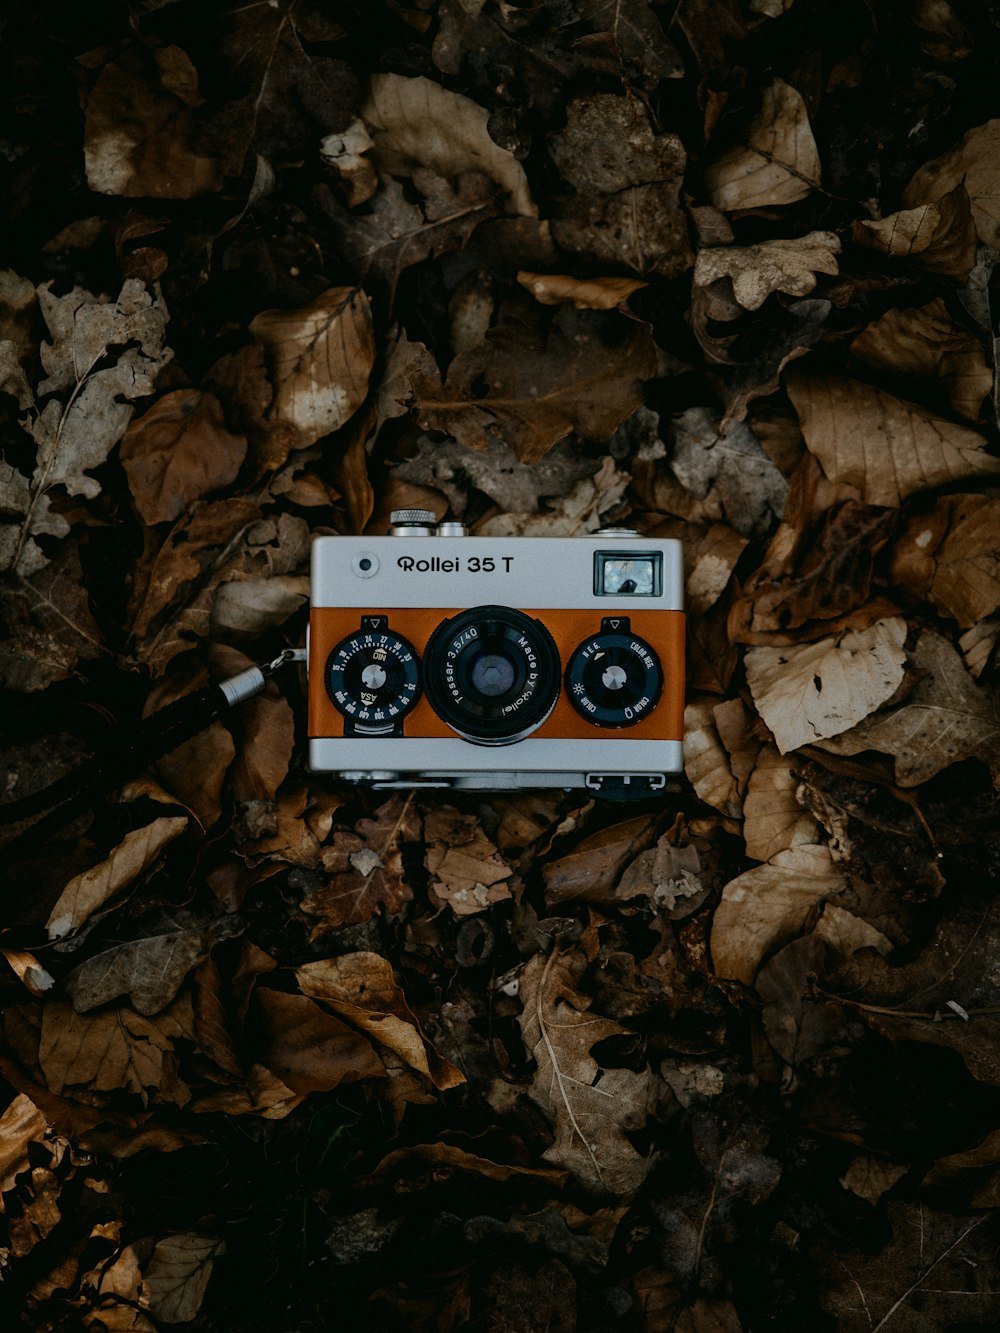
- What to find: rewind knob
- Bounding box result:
[566,617,662,728]
[325,616,420,733]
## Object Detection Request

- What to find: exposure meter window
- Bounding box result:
[594,551,663,597]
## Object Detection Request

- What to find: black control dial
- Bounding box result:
[566,618,662,728]
[325,616,420,732]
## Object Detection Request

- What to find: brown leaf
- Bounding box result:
[296,953,463,1090]
[320,118,377,206]
[145,666,236,829]
[517,272,647,309]
[786,372,1000,507]
[694,232,840,311]
[46,816,188,942]
[813,904,892,959]
[143,1233,224,1324]
[851,180,977,278]
[301,794,420,936]
[889,494,1000,628]
[960,614,1000,680]
[743,745,819,861]
[823,630,1000,785]
[414,301,657,464]
[2,948,55,997]
[757,936,840,1066]
[850,298,992,423]
[903,119,1000,247]
[120,390,247,526]
[0,1094,49,1193]
[0,542,106,692]
[64,924,212,1016]
[84,45,222,198]
[684,699,743,820]
[38,999,190,1103]
[745,617,908,754]
[669,408,788,539]
[517,947,656,1194]
[543,815,657,906]
[367,1140,565,1185]
[250,287,375,449]
[704,80,820,211]
[362,74,535,217]
[251,988,384,1094]
[423,806,513,915]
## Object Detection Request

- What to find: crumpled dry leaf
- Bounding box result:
[143,1233,224,1325]
[850,298,992,423]
[414,301,657,464]
[320,118,377,206]
[363,74,535,217]
[890,493,1000,628]
[2,948,55,997]
[786,372,1000,507]
[823,629,1000,785]
[684,700,743,820]
[743,745,819,861]
[517,947,655,1194]
[84,44,222,198]
[0,542,106,692]
[296,953,463,1090]
[757,936,840,1066]
[517,272,647,309]
[250,287,375,449]
[143,665,236,829]
[851,180,977,279]
[745,617,908,754]
[669,408,788,538]
[0,280,171,576]
[474,456,629,537]
[543,815,657,906]
[903,119,1000,247]
[705,79,820,210]
[547,94,690,278]
[38,999,190,1103]
[694,232,840,311]
[251,987,384,1095]
[0,1094,50,1193]
[301,794,420,937]
[711,843,846,983]
[120,390,247,526]
[960,614,1000,680]
[838,1153,907,1204]
[813,904,892,959]
[46,816,188,942]
[424,807,513,915]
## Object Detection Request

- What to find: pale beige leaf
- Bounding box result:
[250,287,375,448]
[685,523,748,615]
[424,806,513,915]
[786,372,1000,507]
[705,80,820,211]
[851,181,976,278]
[143,1233,223,1324]
[210,574,309,638]
[0,1095,49,1194]
[813,904,893,958]
[959,615,999,680]
[850,298,992,422]
[745,618,908,754]
[743,745,819,861]
[823,630,1000,785]
[903,119,1000,246]
[517,272,647,309]
[46,816,188,941]
[320,118,377,207]
[711,844,846,983]
[363,74,535,217]
[684,699,741,819]
[695,232,839,311]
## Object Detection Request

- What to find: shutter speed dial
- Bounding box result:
[325,616,420,733]
[566,617,662,728]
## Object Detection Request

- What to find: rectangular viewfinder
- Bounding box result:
[594,551,663,597]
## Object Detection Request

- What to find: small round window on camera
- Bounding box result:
[352,552,379,578]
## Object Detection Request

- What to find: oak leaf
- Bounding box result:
[889,494,1000,628]
[851,180,976,278]
[903,119,1000,247]
[0,1095,49,1194]
[424,807,513,915]
[786,372,1000,507]
[250,287,375,449]
[705,80,820,210]
[694,232,840,311]
[745,617,908,754]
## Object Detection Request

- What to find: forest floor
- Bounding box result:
[2,1,1000,1329]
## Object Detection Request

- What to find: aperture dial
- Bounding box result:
[325,616,420,734]
[566,617,662,728]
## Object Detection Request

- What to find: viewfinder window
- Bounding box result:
[594,552,662,597]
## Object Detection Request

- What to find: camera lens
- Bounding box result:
[424,606,560,745]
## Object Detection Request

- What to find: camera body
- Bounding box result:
[307,512,684,795]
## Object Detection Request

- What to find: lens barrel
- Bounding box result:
[424,606,560,745]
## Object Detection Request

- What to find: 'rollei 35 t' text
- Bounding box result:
[396,556,514,573]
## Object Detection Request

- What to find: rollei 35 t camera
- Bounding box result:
[307,512,684,796]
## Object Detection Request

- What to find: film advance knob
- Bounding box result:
[389,509,438,535]
[566,618,663,728]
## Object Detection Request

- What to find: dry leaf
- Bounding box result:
[711,844,846,983]
[838,1154,906,1204]
[38,1000,190,1103]
[120,390,247,526]
[296,953,463,1090]
[250,287,375,448]
[813,904,892,958]
[517,948,655,1194]
[0,1095,49,1193]
[517,272,647,309]
[889,494,1000,628]
[743,746,819,861]
[823,630,1000,785]
[63,923,213,1016]
[252,988,384,1094]
[850,298,992,423]
[694,232,840,311]
[705,80,820,210]
[851,180,976,278]
[84,45,222,198]
[684,700,742,819]
[903,120,1000,247]
[424,807,513,915]
[544,815,656,906]
[414,301,657,464]
[363,74,535,217]
[745,617,908,754]
[669,408,788,538]
[0,280,171,576]
[143,1233,223,1324]
[2,948,55,997]
[320,118,377,206]
[0,542,106,692]
[960,614,1000,679]
[46,817,188,942]
[786,372,1000,507]
[475,456,629,537]
[684,523,748,616]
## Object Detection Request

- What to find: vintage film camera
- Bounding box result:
[307,511,684,796]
